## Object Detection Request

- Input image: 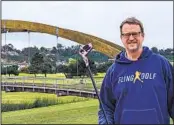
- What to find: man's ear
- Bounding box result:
[120,35,122,39]
[142,33,145,37]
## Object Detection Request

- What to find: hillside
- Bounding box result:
[1,43,173,64]
[1,43,109,64]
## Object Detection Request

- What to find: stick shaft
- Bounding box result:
[87,66,109,124]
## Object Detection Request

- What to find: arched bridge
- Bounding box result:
[1,19,124,58]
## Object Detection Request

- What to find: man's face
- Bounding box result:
[121,23,144,52]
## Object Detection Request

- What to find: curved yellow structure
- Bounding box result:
[1,19,124,58]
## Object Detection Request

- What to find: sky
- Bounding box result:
[1,1,173,50]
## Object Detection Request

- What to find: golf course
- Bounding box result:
[1,73,173,124]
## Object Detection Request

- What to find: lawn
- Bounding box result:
[2,99,173,124]
[2,72,173,124]
[2,91,90,104]
[2,99,98,124]
[2,91,97,124]
[2,91,92,112]
[2,73,105,84]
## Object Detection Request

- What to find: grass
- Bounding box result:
[2,91,91,105]
[2,91,57,104]
[2,99,173,124]
[2,73,104,84]
[2,72,173,124]
[2,91,91,112]
[2,99,98,124]
[2,73,66,78]
[2,72,105,78]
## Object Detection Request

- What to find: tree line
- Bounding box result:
[1,52,113,78]
[1,43,109,63]
[1,43,173,63]
[1,43,173,77]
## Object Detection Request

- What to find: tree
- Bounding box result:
[96,61,113,72]
[57,43,63,50]
[28,52,56,77]
[20,66,28,73]
[28,52,44,77]
[41,62,52,77]
[41,55,54,77]
[40,47,48,53]
[56,64,71,78]
[69,58,97,78]
[165,48,173,55]
[56,58,96,78]
[159,49,165,55]
[68,58,77,65]
[46,54,57,73]
[1,65,7,75]
[151,47,158,54]
[6,65,19,76]
[57,64,68,73]
[21,46,39,62]
[50,47,57,54]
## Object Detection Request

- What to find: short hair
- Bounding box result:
[120,17,144,35]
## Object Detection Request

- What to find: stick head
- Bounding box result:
[79,43,93,56]
[79,43,93,67]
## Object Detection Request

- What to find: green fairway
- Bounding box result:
[2,91,92,112]
[2,71,173,124]
[2,91,57,104]
[2,91,90,104]
[2,99,99,124]
[2,99,173,124]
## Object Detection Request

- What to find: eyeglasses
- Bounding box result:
[121,32,141,39]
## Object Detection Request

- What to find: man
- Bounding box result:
[98,17,174,124]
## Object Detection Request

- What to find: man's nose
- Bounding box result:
[129,34,134,40]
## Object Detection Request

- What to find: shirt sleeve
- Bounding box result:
[164,60,174,119]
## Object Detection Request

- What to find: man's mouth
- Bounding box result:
[128,42,137,44]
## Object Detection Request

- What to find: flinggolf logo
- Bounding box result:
[133,71,143,83]
[118,71,157,84]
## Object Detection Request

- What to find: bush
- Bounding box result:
[20,66,29,73]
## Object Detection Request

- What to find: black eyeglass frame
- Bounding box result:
[121,31,142,38]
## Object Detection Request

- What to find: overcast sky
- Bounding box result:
[2,1,173,50]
